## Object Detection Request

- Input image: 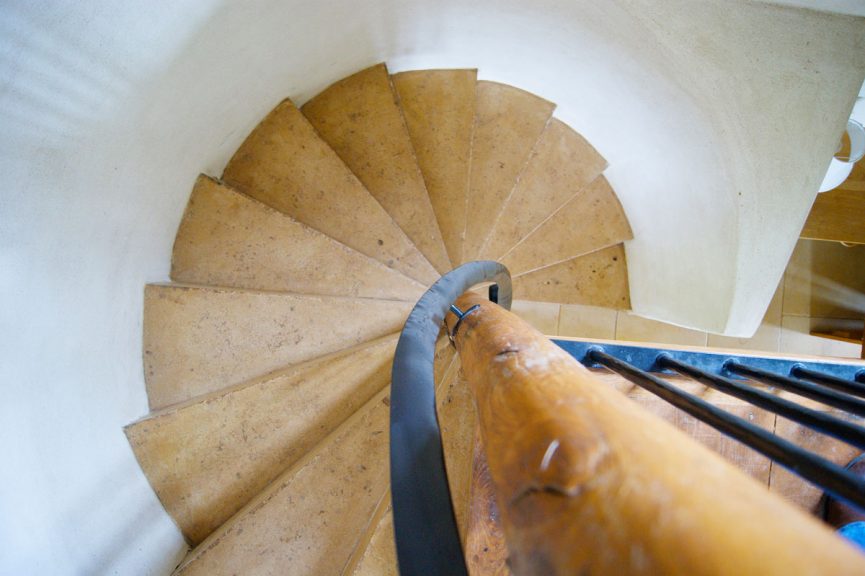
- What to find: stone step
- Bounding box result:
[302,63,451,274]
[501,175,633,275]
[222,99,439,285]
[480,119,608,261]
[143,283,411,409]
[127,334,397,545]
[511,244,630,308]
[392,69,477,267]
[462,81,555,263]
[172,175,425,301]
[173,386,392,576]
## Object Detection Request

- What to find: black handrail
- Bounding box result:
[389,261,511,576]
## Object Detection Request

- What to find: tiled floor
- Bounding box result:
[511,239,864,359]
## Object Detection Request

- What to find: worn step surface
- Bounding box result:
[437,359,476,544]
[174,386,392,576]
[222,99,438,285]
[349,497,397,576]
[127,335,396,545]
[511,244,630,308]
[302,64,451,274]
[172,176,424,301]
[462,81,555,263]
[501,176,633,275]
[392,69,476,266]
[143,284,411,409]
[480,119,608,261]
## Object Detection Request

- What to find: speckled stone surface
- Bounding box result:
[512,244,630,308]
[172,176,425,301]
[127,335,396,545]
[436,360,475,544]
[143,284,411,409]
[174,387,391,576]
[462,81,555,262]
[302,64,450,274]
[392,69,476,266]
[480,119,608,260]
[350,501,398,576]
[501,176,632,275]
[222,99,438,285]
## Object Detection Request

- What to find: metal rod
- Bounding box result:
[658,355,865,451]
[790,365,865,399]
[389,260,511,576]
[726,360,865,418]
[590,350,865,511]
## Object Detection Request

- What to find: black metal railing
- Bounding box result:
[389,263,865,575]
[555,339,865,510]
[389,261,511,576]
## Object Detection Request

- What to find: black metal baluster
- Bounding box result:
[726,360,865,418]
[658,355,865,450]
[590,349,865,510]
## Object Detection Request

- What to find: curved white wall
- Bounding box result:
[2,1,863,573]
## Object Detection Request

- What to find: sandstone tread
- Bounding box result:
[172,175,425,301]
[127,335,396,545]
[302,63,451,274]
[462,81,555,262]
[222,99,439,285]
[392,69,477,266]
[143,284,411,409]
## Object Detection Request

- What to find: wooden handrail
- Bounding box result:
[446,292,865,575]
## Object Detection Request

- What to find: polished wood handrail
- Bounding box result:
[446,291,865,575]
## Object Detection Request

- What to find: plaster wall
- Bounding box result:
[2,0,863,573]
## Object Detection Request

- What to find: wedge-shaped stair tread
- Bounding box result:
[127,334,396,545]
[174,387,391,576]
[437,359,476,544]
[512,244,630,308]
[502,176,633,275]
[349,498,397,576]
[222,99,438,285]
[392,69,476,266]
[302,64,451,274]
[481,119,608,260]
[172,176,424,301]
[143,284,411,409]
[462,82,555,262]
[347,346,457,575]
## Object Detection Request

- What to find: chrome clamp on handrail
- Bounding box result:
[389,261,511,576]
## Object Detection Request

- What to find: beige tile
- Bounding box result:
[222,98,438,285]
[510,299,561,334]
[302,64,450,273]
[175,387,391,576]
[172,176,424,301]
[557,303,618,340]
[127,335,395,545]
[779,316,862,358]
[143,284,410,408]
[500,176,632,275]
[615,312,708,347]
[392,69,476,266]
[480,119,608,260]
[462,81,555,262]
[512,244,630,308]
[707,323,781,353]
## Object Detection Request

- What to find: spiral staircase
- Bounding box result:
[124,62,640,574]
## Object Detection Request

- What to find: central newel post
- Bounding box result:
[445,291,865,575]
